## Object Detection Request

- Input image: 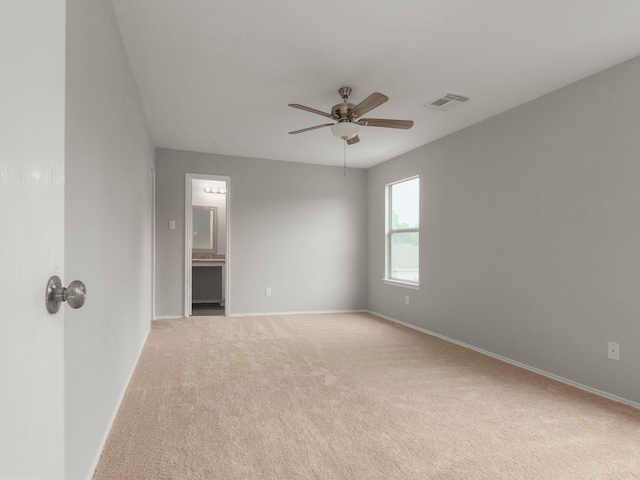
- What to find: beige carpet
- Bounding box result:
[93,313,640,479]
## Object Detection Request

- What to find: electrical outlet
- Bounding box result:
[265,287,271,297]
[405,295,410,306]
[607,341,620,361]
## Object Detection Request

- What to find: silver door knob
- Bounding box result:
[45,276,87,314]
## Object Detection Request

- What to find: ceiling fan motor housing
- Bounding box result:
[331,102,356,120]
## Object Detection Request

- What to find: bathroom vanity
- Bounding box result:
[192,254,226,306]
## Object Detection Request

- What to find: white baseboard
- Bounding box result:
[85,326,150,479]
[368,310,640,411]
[153,315,184,320]
[156,310,366,319]
[229,309,366,318]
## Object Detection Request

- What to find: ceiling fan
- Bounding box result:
[288,87,414,145]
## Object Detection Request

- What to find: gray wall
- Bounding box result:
[65,0,154,478]
[368,56,640,404]
[156,149,368,316]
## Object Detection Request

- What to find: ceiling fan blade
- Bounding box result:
[288,123,334,135]
[346,135,360,145]
[351,93,389,118]
[357,118,414,129]
[288,104,334,119]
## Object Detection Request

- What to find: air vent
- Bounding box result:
[423,92,471,111]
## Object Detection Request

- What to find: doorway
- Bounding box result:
[184,173,231,317]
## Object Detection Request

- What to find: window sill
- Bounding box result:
[383,279,420,290]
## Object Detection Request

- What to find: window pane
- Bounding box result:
[390,232,419,282]
[391,177,419,229]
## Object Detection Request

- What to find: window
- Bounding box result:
[385,176,419,287]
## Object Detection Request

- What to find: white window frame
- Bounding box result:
[384,176,420,290]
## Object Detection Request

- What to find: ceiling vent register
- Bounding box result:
[423,92,471,111]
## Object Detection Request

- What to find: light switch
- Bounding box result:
[169,220,175,230]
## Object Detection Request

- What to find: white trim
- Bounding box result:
[185,173,231,318]
[383,279,420,290]
[184,175,191,318]
[229,309,366,318]
[368,310,640,411]
[86,328,150,479]
[150,161,156,322]
[224,177,231,315]
[153,315,185,321]
[387,174,420,187]
[385,184,390,277]
[385,175,420,286]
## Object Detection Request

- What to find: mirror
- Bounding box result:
[192,206,217,253]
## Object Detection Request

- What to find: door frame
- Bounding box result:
[184,173,231,317]
[151,161,156,320]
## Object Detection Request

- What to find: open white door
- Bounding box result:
[0,1,67,479]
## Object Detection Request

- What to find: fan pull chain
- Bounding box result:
[343,140,347,176]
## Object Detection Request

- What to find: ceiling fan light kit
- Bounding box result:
[288,86,414,146]
[331,121,359,140]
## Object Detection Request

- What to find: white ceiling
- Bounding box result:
[111,0,640,169]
